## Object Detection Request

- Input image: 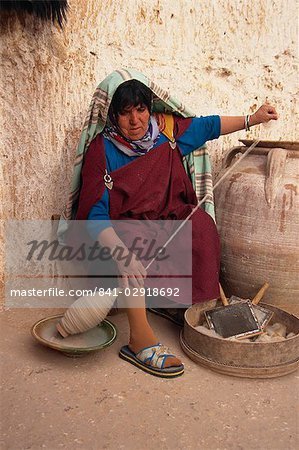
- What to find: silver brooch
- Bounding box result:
[169,141,177,150]
[104,170,113,190]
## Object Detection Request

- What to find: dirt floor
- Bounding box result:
[1,308,298,450]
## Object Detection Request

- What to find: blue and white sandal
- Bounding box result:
[119,343,184,378]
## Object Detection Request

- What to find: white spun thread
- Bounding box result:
[145,140,260,270]
[58,289,119,336]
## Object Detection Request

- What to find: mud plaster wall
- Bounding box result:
[0,0,298,300]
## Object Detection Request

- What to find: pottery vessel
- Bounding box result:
[214,142,299,312]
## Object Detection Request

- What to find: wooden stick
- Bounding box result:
[219,284,229,306]
[252,282,270,305]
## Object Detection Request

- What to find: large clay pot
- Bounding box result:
[214,141,299,314]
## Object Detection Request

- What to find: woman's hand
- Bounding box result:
[114,249,147,289]
[250,103,278,126]
[220,103,278,135]
[98,226,147,288]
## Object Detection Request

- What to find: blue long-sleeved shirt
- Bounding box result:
[87,115,220,239]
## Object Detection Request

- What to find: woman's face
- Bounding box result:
[116,104,150,140]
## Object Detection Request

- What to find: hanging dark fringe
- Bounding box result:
[0,1,69,28]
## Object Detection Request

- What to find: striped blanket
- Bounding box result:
[58,69,215,239]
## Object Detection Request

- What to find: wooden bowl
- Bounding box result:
[181,303,299,378]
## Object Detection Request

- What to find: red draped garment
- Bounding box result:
[76,117,220,303]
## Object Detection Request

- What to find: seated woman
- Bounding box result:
[61,69,277,378]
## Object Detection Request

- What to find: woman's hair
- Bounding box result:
[109,80,152,119]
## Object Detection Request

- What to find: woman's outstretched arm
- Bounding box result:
[220,103,278,135]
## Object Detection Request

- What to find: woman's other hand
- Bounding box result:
[250,103,278,126]
[98,226,147,288]
[115,249,147,289]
